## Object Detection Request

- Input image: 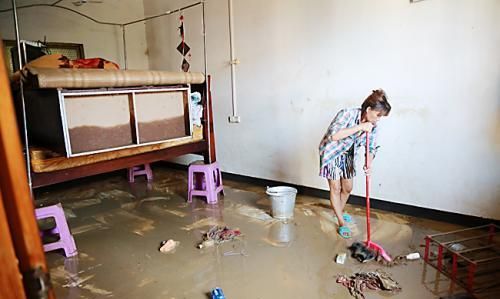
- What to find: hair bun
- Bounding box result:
[372,89,386,98]
[362,89,391,115]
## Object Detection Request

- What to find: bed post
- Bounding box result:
[0,38,55,299]
[203,75,216,163]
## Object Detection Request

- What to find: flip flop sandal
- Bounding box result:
[338,226,352,239]
[342,213,353,223]
[335,213,353,223]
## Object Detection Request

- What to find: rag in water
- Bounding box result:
[336,270,401,299]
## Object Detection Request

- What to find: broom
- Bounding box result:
[364,132,392,262]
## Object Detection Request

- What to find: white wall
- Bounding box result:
[146,0,500,219]
[144,0,204,72]
[0,0,148,69]
[3,0,497,219]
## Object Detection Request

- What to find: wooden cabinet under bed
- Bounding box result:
[24,86,193,157]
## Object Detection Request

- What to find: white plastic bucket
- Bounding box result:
[266,186,297,219]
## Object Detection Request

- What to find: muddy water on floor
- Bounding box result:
[38,167,479,299]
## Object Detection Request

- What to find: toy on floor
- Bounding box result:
[211,287,225,299]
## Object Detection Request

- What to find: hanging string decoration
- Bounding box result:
[177,14,191,72]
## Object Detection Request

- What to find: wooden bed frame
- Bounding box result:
[29,77,216,189]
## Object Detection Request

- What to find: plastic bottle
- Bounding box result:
[406,252,421,260]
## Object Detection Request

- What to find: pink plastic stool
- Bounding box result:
[188,162,224,204]
[35,203,77,257]
[128,163,153,183]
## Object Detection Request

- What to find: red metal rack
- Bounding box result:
[424,224,500,296]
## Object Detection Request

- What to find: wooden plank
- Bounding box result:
[32,140,208,188]
[183,89,191,136]
[0,39,55,298]
[128,93,138,143]
[0,191,27,299]
[30,125,204,173]
[201,75,216,163]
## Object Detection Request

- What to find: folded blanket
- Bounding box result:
[11,54,120,82]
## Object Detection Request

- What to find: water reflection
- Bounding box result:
[267,220,295,247]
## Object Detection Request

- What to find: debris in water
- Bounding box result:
[336,253,347,264]
[336,270,401,299]
[197,226,241,249]
[406,252,420,260]
[377,254,407,266]
[159,239,179,254]
[348,242,376,263]
[377,251,421,266]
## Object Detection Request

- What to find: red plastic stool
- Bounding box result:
[188,162,224,204]
[35,204,77,257]
[128,163,153,183]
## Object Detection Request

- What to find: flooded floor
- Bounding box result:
[35,166,497,299]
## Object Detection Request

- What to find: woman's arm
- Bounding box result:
[330,122,373,141]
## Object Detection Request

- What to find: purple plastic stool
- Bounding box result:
[188,162,224,204]
[128,163,153,183]
[35,203,77,257]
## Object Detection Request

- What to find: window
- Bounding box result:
[2,40,84,75]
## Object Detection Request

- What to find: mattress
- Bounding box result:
[27,67,205,88]
[30,125,203,173]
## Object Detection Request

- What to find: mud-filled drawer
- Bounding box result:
[24,86,192,157]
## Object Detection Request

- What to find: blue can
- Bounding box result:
[211,287,225,299]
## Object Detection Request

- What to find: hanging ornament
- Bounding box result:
[176,42,190,56]
[177,14,191,71]
[181,59,190,72]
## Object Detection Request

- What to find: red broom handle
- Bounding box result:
[365,131,371,242]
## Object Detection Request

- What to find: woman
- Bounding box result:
[319,89,391,239]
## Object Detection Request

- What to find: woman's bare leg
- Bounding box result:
[328,179,345,227]
[340,178,353,211]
